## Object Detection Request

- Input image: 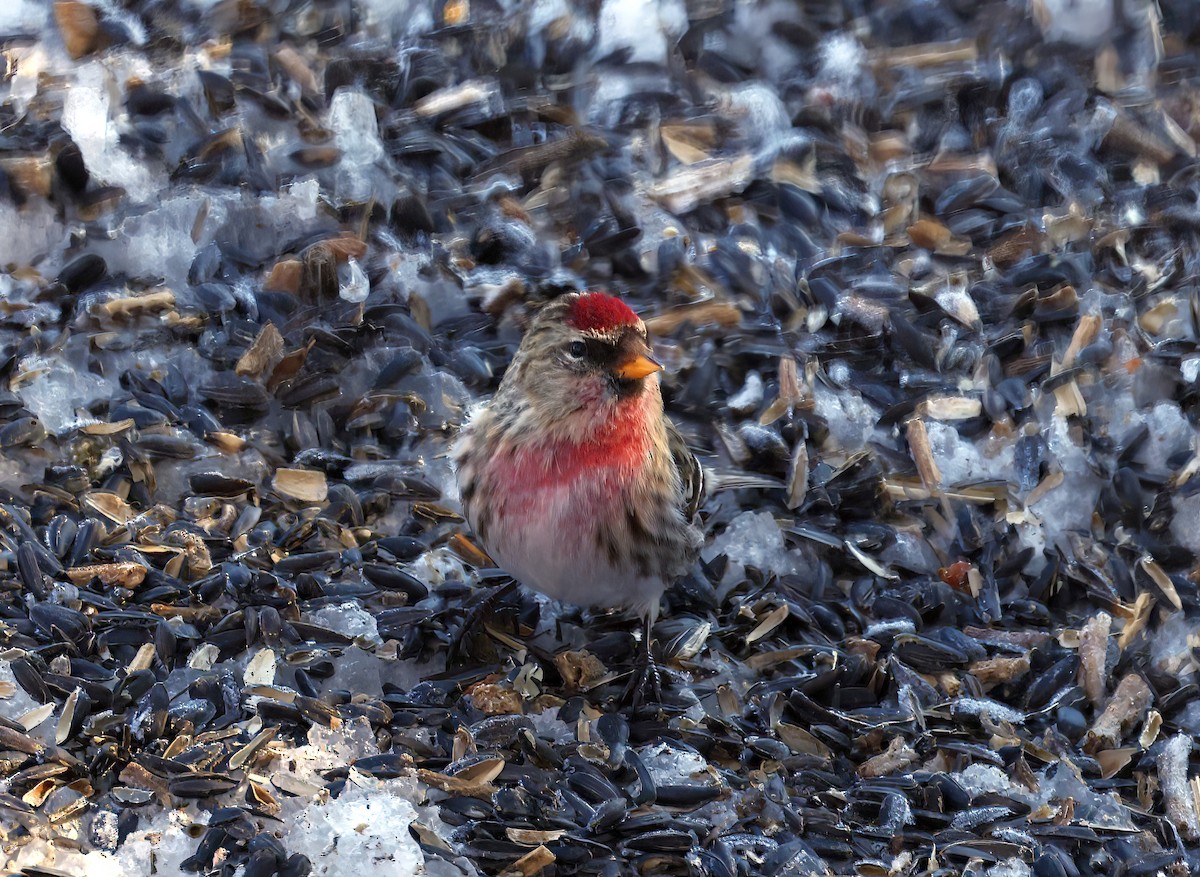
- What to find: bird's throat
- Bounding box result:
[501,390,660,489]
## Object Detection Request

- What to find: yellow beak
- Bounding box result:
[614,353,663,380]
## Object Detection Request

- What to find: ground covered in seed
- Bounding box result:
[1,0,1200,875]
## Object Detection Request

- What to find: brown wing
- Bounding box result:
[666,418,704,522]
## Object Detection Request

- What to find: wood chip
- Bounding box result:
[906,418,942,489]
[272,44,320,94]
[858,736,919,778]
[553,650,608,690]
[968,654,1031,687]
[1085,672,1152,752]
[466,682,524,716]
[236,322,285,377]
[918,395,982,421]
[102,290,175,317]
[871,38,977,69]
[1077,611,1113,707]
[499,844,555,877]
[66,562,147,588]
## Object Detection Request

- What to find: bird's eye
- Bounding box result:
[567,340,587,359]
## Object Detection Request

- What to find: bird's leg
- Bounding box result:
[447,578,518,665]
[622,612,662,707]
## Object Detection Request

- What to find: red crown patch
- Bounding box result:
[566,292,640,333]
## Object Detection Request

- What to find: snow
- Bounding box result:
[702,510,799,578]
[728,370,764,416]
[951,697,1025,724]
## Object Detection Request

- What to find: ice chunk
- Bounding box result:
[1171,491,1200,558]
[954,764,1020,798]
[113,808,207,875]
[322,646,383,697]
[1034,0,1114,47]
[284,779,423,876]
[0,199,67,271]
[330,88,385,165]
[96,195,211,287]
[924,420,1014,485]
[985,859,1032,877]
[282,177,322,222]
[702,510,798,577]
[409,547,468,588]
[880,531,940,574]
[863,619,916,640]
[639,742,711,785]
[1030,417,1104,537]
[816,33,870,99]
[1150,611,1196,676]
[1036,760,1135,830]
[11,807,210,876]
[309,601,383,646]
[339,257,370,303]
[528,706,575,744]
[1135,401,1192,471]
[61,62,159,196]
[0,0,49,31]
[728,371,764,416]
[357,0,434,36]
[812,382,883,451]
[725,82,791,158]
[595,0,686,64]
[329,87,386,199]
[277,719,381,787]
[14,353,109,435]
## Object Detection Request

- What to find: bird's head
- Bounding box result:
[502,291,663,431]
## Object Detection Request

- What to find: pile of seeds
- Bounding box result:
[1,0,1200,873]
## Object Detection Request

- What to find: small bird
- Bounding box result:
[453,291,703,697]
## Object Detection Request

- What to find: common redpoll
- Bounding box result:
[453,291,703,689]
